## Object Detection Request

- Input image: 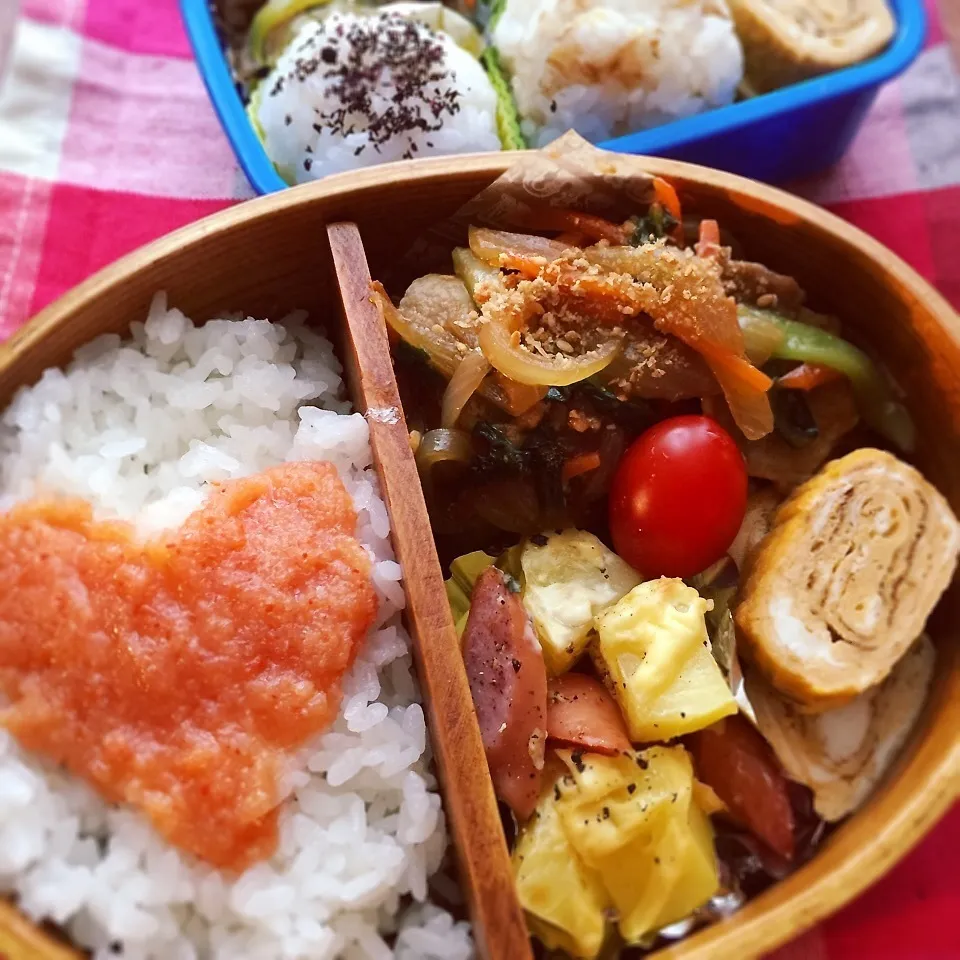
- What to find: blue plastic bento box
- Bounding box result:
[181,0,926,194]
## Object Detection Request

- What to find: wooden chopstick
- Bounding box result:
[328,222,533,960]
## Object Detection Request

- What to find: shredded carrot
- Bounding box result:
[699,341,774,393]
[498,255,646,323]
[696,219,721,259]
[777,363,843,391]
[652,177,684,243]
[562,451,602,482]
[566,212,628,245]
[531,208,628,244]
[499,253,544,278]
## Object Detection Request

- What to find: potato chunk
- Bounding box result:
[593,579,736,740]
[521,530,641,675]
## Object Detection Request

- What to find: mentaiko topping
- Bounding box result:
[736,449,960,709]
[0,461,376,871]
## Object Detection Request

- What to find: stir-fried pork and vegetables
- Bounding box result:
[371,181,960,956]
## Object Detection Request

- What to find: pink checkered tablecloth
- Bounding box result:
[0,0,958,957]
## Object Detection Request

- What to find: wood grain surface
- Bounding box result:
[327,222,532,960]
[0,153,955,960]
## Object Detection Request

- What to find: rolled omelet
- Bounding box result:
[745,636,935,821]
[736,449,960,709]
[730,0,896,93]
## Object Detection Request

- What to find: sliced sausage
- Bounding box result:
[546,673,632,756]
[687,715,796,861]
[462,566,548,821]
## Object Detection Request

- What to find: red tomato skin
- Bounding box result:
[688,715,796,861]
[608,415,747,579]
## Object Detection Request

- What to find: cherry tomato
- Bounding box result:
[687,715,796,861]
[608,415,747,578]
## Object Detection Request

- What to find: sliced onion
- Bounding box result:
[479,318,619,387]
[441,351,491,428]
[452,247,501,303]
[373,282,545,416]
[738,307,786,366]
[468,227,571,266]
[414,428,473,478]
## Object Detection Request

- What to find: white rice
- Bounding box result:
[492,0,744,147]
[256,12,501,183]
[0,294,473,960]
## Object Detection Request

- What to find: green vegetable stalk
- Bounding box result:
[445,550,495,636]
[738,305,915,452]
[481,47,527,151]
[444,548,520,637]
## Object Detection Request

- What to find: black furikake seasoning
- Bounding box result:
[267,13,462,162]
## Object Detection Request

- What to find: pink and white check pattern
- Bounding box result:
[0,0,958,956]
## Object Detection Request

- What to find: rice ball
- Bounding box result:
[491,0,745,147]
[256,11,502,182]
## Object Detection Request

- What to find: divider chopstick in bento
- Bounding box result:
[327,222,533,960]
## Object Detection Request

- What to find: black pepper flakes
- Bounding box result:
[531,534,549,547]
[627,783,636,794]
[571,751,585,773]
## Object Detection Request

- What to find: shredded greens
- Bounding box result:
[628,203,679,245]
[471,422,568,517]
[546,379,654,433]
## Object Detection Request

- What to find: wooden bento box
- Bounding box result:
[0,154,958,960]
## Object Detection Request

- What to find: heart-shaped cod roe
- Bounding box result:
[0,461,377,871]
